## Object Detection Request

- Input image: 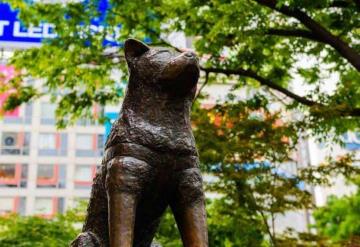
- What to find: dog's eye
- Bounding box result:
[149,50,171,58]
[154,50,172,60]
[157,50,172,56]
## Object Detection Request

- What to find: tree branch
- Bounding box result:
[194,71,210,101]
[265,28,323,43]
[329,0,352,8]
[353,0,360,9]
[200,66,318,106]
[200,66,360,117]
[255,0,360,71]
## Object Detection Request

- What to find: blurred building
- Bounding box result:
[0,80,105,216]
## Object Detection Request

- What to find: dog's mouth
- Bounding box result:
[159,51,200,94]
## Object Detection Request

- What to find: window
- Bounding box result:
[39,133,56,149]
[34,198,52,215]
[0,163,28,188]
[75,134,103,157]
[77,105,104,126]
[34,197,64,217]
[0,197,13,215]
[0,197,26,215]
[74,165,96,189]
[97,134,104,155]
[37,164,66,188]
[76,134,93,150]
[1,132,30,155]
[72,197,89,208]
[38,133,67,156]
[40,103,56,124]
[3,103,32,124]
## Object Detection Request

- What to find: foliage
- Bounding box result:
[192,98,360,246]
[156,199,266,247]
[0,199,265,247]
[206,198,266,247]
[155,209,182,247]
[313,178,360,246]
[1,0,360,246]
[1,0,359,132]
[0,206,85,247]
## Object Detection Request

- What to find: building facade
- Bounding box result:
[0,87,106,216]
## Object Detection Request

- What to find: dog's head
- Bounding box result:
[124,38,200,96]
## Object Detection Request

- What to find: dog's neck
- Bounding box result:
[120,76,195,127]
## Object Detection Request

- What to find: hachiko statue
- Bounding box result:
[71,39,208,247]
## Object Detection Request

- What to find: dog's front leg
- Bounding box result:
[105,156,152,247]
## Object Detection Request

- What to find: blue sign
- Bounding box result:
[104,111,119,141]
[342,132,360,150]
[0,3,50,46]
[0,1,121,48]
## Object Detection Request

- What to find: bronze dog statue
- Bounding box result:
[71,38,208,247]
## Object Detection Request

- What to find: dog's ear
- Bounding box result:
[124,38,150,64]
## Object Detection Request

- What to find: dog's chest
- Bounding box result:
[106,117,197,154]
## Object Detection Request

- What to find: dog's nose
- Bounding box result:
[184,51,196,58]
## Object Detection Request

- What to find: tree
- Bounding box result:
[1,0,360,246]
[156,199,266,247]
[0,205,85,247]
[192,97,359,246]
[1,0,359,132]
[313,178,360,246]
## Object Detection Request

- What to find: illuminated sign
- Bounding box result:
[0,3,46,47]
[0,1,121,48]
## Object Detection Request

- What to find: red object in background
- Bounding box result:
[92,134,97,151]
[52,197,58,216]
[74,165,97,186]
[0,65,20,117]
[55,134,61,150]
[0,163,21,186]
[0,65,15,83]
[13,196,20,212]
[37,164,59,186]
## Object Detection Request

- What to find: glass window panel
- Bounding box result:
[20,164,28,188]
[34,198,53,215]
[76,134,93,150]
[21,164,28,179]
[97,134,104,150]
[24,133,30,147]
[37,165,54,180]
[0,197,13,214]
[58,165,66,188]
[0,164,15,179]
[40,103,56,118]
[58,198,65,214]
[60,134,68,156]
[38,134,56,149]
[18,197,26,216]
[37,164,66,188]
[0,164,27,188]
[74,166,92,181]
[40,103,56,124]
